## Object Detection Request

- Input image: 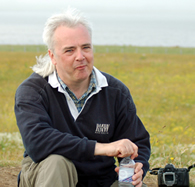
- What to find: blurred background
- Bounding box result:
[0,0,195,47]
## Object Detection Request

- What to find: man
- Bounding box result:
[15,8,150,187]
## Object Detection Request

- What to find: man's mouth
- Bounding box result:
[76,65,86,70]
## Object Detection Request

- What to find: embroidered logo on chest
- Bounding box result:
[95,124,110,134]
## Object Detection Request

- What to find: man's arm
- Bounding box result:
[15,82,96,163]
[94,139,138,159]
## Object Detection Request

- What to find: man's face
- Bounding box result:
[49,24,94,86]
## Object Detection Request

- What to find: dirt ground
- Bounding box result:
[0,166,158,187]
[0,166,21,187]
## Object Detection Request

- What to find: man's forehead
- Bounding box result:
[54,25,90,41]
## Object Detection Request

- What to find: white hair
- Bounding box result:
[32,7,92,77]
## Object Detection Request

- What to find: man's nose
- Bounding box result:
[76,49,85,61]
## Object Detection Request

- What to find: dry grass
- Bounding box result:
[0,49,195,185]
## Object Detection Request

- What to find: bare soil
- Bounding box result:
[0,166,158,187]
[0,166,21,187]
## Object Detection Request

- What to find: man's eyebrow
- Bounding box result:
[82,43,92,47]
[62,43,91,51]
[62,46,75,51]
[83,43,91,46]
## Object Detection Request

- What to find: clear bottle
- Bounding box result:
[118,157,135,187]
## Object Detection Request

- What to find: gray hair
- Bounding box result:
[32,7,92,77]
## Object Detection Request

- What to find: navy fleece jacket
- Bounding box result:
[15,71,150,186]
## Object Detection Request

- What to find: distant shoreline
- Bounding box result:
[0,44,195,47]
[0,45,194,55]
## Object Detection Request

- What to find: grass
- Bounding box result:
[0,45,195,185]
[0,132,23,166]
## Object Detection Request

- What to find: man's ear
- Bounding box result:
[48,49,57,65]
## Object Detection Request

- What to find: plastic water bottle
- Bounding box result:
[118,157,135,187]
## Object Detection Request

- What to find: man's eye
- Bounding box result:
[65,49,73,53]
[83,46,91,50]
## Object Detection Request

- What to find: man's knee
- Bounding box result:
[20,155,78,187]
[37,155,78,186]
[45,155,73,167]
[44,154,77,174]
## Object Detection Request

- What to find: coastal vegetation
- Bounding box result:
[0,45,194,185]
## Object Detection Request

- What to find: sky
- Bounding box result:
[1,0,195,13]
[1,0,195,46]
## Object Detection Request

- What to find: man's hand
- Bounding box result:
[115,162,143,187]
[94,139,138,159]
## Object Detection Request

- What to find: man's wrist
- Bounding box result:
[94,142,107,156]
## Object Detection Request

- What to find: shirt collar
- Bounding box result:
[56,69,97,92]
[48,67,108,91]
[93,66,108,88]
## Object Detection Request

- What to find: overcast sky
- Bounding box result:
[1,0,195,13]
[1,0,195,46]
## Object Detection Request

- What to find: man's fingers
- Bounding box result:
[134,163,143,173]
[115,167,119,174]
[130,143,138,159]
[132,163,143,186]
[116,139,138,158]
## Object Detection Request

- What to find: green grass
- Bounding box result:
[0,132,23,166]
[0,46,195,185]
[94,52,195,185]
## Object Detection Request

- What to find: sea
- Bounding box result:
[0,10,195,47]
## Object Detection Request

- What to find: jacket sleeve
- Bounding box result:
[113,87,151,178]
[14,82,96,163]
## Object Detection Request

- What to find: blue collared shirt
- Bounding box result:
[56,71,97,113]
